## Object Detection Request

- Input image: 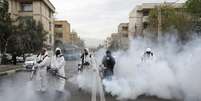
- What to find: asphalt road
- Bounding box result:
[0,61,180,101]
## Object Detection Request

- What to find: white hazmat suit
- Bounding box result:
[35,50,50,92]
[80,48,93,70]
[141,48,154,62]
[50,48,66,92]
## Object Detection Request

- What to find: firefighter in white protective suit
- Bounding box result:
[141,48,154,62]
[50,48,66,92]
[35,48,50,92]
[79,48,93,71]
[77,48,101,94]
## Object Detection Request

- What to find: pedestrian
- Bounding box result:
[101,50,115,80]
[12,52,17,65]
[50,48,66,92]
[35,48,50,92]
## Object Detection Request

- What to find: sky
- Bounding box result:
[50,0,185,47]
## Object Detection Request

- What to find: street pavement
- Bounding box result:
[0,61,180,101]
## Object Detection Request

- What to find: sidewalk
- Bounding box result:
[0,65,24,76]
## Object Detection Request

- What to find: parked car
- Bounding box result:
[16,56,24,63]
[24,56,36,69]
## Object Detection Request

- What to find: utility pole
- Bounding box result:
[157,4,162,41]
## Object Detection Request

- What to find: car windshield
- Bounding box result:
[26,58,34,61]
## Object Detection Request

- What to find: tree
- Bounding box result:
[0,0,17,64]
[185,0,201,34]
[148,4,193,42]
[185,0,201,17]
[0,0,14,54]
[7,18,48,56]
[0,16,47,64]
[0,1,48,64]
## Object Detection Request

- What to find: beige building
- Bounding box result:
[105,33,120,50]
[129,3,183,38]
[54,20,71,43]
[70,32,85,47]
[118,23,129,49]
[104,37,112,48]
[54,21,84,48]
[105,23,129,50]
[8,0,55,46]
[70,31,80,44]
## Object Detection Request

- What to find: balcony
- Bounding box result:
[19,12,33,16]
[143,16,149,22]
[54,28,63,33]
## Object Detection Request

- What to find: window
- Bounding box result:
[143,10,149,16]
[123,34,128,37]
[49,22,52,31]
[143,22,148,29]
[49,34,52,43]
[21,3,33,12]
[56,33,63,38]
[55,24,63,28]
[122,26,128,31]
[49,9,52,18]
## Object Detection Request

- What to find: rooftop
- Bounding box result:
[43,0,55,12]
[129,2,184,16]
[17,0,55,12]
[54,20,70,24]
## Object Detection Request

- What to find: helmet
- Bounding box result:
[56,47,61,52]
[146,48,152,52]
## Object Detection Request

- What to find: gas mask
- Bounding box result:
[56,50,61,56]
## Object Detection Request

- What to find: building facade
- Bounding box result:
[118,23,129,49]
[8,0,55,46]
[104,23,129,50]
[70,31,84,47]
[54,20,71,43]
[0,0,8,10]
[129,3,183,38]
[104,37,112,48]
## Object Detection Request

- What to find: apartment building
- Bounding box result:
[129,3,183,38]
[8,0,55,46]
[118,23,129,49]
[105,23,129,50]
[54,20,71,43]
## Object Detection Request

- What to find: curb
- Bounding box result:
[0,68,25,77]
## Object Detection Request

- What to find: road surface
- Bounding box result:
[0,61,179,101]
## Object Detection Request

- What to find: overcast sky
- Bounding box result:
[50,0,185,47]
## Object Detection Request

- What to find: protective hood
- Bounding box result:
[146,48,152,52]
[55,47,62,56]
[55,47,62,52]
[84,48,89,53]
